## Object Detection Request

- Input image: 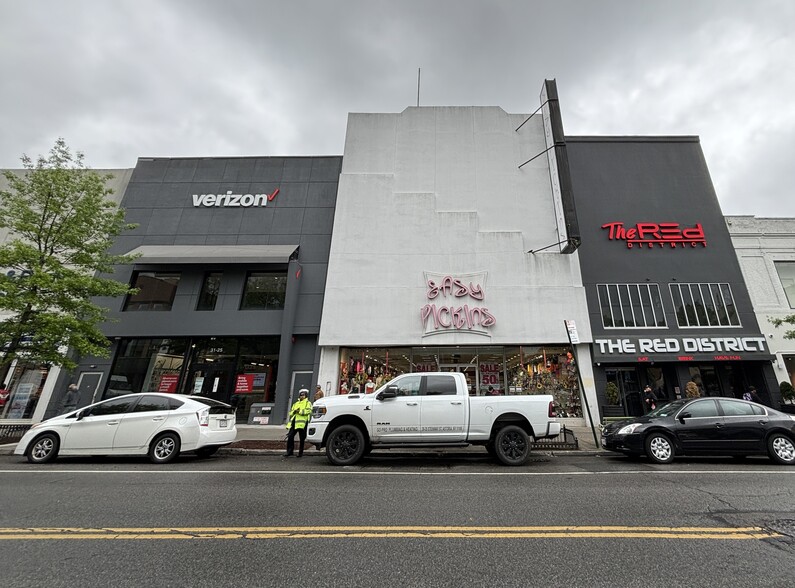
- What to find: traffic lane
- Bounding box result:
[0,450,790,471]
[1,533,792,588]
[1,456,794,530]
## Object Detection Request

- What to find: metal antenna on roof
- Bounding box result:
[417,68,421,107]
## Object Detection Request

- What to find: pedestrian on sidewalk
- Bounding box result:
[643,385,658,412]
[284,388,312,458]
[743,385,763,405]
[62,384,80,414]
[314,385,324,401]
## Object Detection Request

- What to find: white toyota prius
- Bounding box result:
[15,393,237,464]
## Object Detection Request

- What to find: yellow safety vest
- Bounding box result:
[286,398,312,430]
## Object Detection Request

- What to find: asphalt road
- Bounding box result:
[1,451,794,588]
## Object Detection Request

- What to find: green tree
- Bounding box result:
[770,315,795,340]
[0,138,137,384]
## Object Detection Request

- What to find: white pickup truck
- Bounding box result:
[306,372,561,466]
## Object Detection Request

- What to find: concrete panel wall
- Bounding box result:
[319,107,591,349]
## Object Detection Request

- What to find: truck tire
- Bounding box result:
[326,424,366,466]
[494,425,531,466]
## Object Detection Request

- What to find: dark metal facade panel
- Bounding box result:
[567,138,763,339]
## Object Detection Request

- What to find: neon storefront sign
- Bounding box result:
[602,221,706,249]
[421,273,496,337]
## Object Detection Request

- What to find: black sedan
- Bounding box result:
[601,397,795,465]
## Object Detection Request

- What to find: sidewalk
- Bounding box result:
[0,425,607,457]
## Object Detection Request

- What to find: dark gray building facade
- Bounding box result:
[567,136,780,416]
[47,156,341,424]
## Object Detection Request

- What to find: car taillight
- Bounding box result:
[548,401,557,418]
[197,408,210,427]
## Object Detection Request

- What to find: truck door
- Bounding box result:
[370,374,422,442]
[420,374,467,442]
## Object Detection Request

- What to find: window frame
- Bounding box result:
[774,261,795,309]
[240,271,288,310]
[669,282,741,328]
[123,271,181,312]
[597,283,667,329]
[196,272,223,311]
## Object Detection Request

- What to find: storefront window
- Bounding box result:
[232,337,280,417]
[107,338,188,398]
[688,365,721,397]
[0,362,49,420]
[337,345,582,417]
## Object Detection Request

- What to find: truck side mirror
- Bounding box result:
[378,385,399,400]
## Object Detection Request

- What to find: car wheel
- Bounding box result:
[196,446,219,459]
[26,433,59,464]
[326,424,366,466]
[645,433,674,464]
[494,425,531,466]
[149,433,181,464]
[767,433,795,465]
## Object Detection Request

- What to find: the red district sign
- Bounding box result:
[158,374,179,393]
[235,374,254,394]
[602,222,706,249]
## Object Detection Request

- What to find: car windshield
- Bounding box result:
[646,399,689,418]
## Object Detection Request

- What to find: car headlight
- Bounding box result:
[312,406,327,419]
[617,423,643,435]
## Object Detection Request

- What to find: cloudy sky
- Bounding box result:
[1,0,793,216]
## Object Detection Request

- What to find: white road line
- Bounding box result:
[1,469,794,476]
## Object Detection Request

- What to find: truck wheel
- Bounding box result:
[494,425,530,466]
[326,424,366,466]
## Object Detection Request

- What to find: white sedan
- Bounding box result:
[15,393,237,464]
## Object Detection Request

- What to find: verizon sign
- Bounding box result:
[602,221,706,249]
[192,188,279,208]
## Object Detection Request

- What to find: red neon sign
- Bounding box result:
[602,222,706,249]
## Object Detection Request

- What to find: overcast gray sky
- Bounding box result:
[1,0,793,217]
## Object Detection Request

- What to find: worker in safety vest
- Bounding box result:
[284,388,312,458]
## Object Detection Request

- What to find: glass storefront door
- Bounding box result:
[605,367,644,417]
[185,362,236,403]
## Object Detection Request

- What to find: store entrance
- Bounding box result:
[438,364,478,395]
[605,367,644,417]
[185,362,236,403]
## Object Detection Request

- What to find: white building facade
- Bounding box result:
[728,215,795,387]
[317,90,596,425]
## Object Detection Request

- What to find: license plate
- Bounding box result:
[219,420,228,428]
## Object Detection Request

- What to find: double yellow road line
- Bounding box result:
[0,525,781,540]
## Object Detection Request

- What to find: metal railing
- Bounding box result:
[532,425,579,450]
[0,424,31,444]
